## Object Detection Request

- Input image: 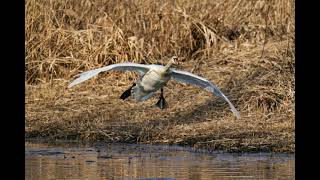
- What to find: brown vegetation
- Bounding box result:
[25,0,295,152]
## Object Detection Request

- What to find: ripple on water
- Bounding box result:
[25,141,295,180]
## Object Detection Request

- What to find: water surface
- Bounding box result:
[25,140,294,180]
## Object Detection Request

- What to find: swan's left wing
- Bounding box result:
[171,69,240,119]
[68,63,150,88]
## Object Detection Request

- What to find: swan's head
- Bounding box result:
[164,56,178,70]
[170,56,178,64]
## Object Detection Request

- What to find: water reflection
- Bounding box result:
[25,141,294,180]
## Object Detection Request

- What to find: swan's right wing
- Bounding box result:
[171,69,240,119]
[68,63,150,88]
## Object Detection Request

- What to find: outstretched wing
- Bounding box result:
[171,69,240,119]
[68,63,151,88]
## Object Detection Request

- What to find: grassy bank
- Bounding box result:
[25,0,295,152]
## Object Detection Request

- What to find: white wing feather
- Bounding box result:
[171,69,240,119]
[68,63,151,88]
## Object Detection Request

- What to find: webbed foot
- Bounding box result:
[155,88,167,109]
[120,83,136,100]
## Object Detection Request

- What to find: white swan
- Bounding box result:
[68,56,240,119]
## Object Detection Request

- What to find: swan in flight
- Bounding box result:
[68,56,240,119]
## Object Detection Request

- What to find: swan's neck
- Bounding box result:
[164,59,174,71]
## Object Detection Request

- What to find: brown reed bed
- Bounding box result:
[25,0,294,152]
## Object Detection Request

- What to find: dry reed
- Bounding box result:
[25,0,294,152]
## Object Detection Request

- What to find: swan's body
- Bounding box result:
[68,56,240,119]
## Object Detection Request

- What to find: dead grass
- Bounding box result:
[25,0,295,152]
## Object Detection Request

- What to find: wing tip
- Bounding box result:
[68,79,80,88]
[234,111,241,119]
[231,108,241,119]
[228,106,241,119]
[68,83,75,88]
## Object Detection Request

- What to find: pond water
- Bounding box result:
[25,140,294,180]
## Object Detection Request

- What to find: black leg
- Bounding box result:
[155,88,167,109]
[120,83,136,100]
